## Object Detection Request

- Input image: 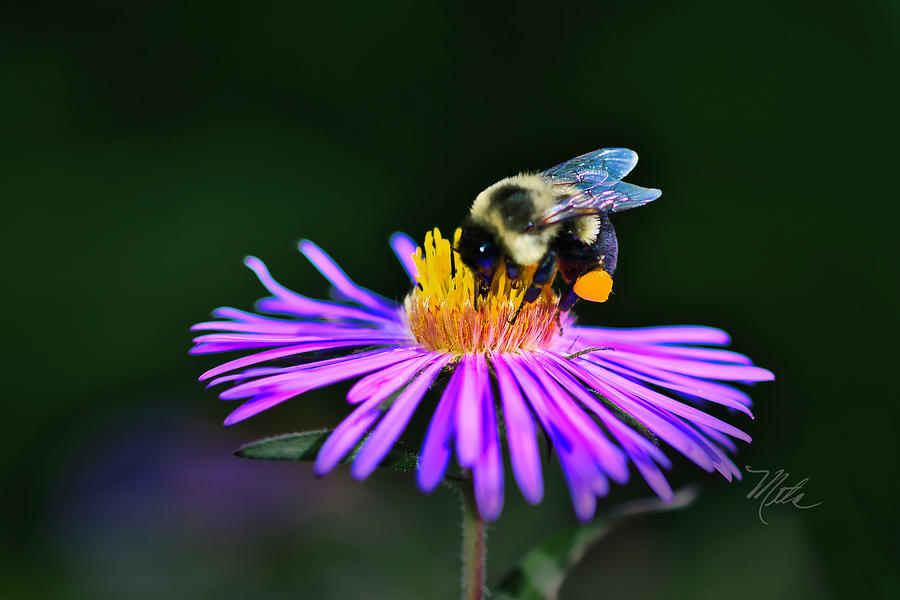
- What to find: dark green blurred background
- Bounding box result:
[3,1,897,598]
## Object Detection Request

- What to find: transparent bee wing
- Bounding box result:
[534,148,661,228]
[542,147,638,187]
[602,181,662,212]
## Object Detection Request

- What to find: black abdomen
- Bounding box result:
[551,214,618,284]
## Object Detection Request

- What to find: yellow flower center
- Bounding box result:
[404,228,561,354]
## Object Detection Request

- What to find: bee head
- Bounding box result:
[457,222,500,281]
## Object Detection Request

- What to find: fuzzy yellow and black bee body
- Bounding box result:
[456,148,660,318]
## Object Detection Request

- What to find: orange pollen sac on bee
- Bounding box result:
[403,228,566,354]
[573,270,613,303]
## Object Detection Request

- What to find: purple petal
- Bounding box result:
[585,356,754,416]
[676,419,740,482]
[220,349,422,424]
[191,330,400,355]
[193,319,397,337]
[696,423,739,454]
[570,355,752,442]
[590,354,753,408]
[211,306,275,323]
[717,450,742,480]
[499,354,602,521]
[617,437,674,501]
[588,342,754,365]
[195,308,381,333]
[298,240,398,317]
[538,355,676,500]
[245,256,396,324]
[632,395,738,478]
[390,232,419,282]
[206,366,293,388]
[191,342,279,355]
[209,347,413,389]
[254,296,399,326]
[556,441,601,522]
[314,405,383,475]
[198,339,399,382]
[536,357,660,462]
[223,390,300,426]
[472,368,504,521]
[548,353,713,464]
[346,352,436,404]
[522,354,630,484]
[545,354,721,472]
[455,353,487,467]
[601,350,774,382]
[571,325,732,346]
[418,363,465,493]
[566,473,598,521]
[314,353,446,475]
[219,347,421,400]
[193,332,383,345]
[192,319,305,335]
[491,352,543,504]
[351,355,451,479]
[542,360,676,501]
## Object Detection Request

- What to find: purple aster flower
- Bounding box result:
[192,228,773,522]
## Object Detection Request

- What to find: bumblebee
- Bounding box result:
[456,148,661,319]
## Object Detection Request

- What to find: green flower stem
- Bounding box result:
[459,480,486,600]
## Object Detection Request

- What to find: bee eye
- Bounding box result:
[477,242,497,271]
[458,222,500,274]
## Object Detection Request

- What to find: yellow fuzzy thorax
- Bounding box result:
[404,228,560,354]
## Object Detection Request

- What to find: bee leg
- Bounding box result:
[551,284,577,334]
[558,285,579,313]
[506,260,522,289]
[510,286,542,324]
[509,252,556,325]
[474,272,495,311]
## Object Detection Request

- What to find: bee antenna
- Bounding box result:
[450,246,461,254]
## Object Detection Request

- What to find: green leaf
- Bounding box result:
[493,486,699,600]
[234,429,419,472]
